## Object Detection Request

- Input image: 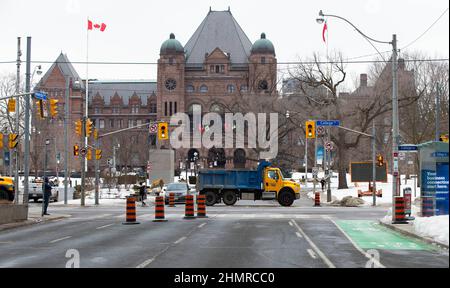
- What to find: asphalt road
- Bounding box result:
[0,193,448,268]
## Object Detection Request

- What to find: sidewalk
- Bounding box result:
[0,211,71,232]
[379,221,449,250]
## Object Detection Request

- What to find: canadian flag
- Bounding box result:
[322,21,328,43]
[88,20,106,32]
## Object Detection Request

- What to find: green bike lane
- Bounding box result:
[334,220,449,268]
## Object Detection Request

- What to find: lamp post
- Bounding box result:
[316,10,399,221]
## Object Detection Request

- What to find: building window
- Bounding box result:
[109,119,114,128]
[94,107,101,114]
[215,65,220,73]
[137,119,142,126]
[221,65,225,73]
[240,85,248,92]
[164,102,168,116]
[112,107,120,114]
[261,57,266,64]
[150,102,157,113]
[174,102,177,114]
[210,65,214,73]
[169,102,173,116]
[200,85,208,93]
[131,105,139,114]
[186,85,195,93]
[128,119,133,128]
[99,119,105,129]
[117,119,123,128]
[227,84,235,93]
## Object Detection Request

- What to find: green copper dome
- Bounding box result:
[160,33,184,54]
[251,33,275,55]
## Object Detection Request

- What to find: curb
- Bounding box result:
[0,214,70,232]
[378,221,449,251]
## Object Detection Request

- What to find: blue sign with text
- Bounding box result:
[316,120,340,127]
[33,91,47,100]
[399,145,418,151]
[436,162,449,215]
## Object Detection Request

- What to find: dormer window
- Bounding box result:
[261,57,266,64]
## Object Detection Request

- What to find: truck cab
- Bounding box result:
[263,167,300,206]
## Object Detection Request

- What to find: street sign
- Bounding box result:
[149,123,158,134]
[33,91,48,100]
[107,158,113,166]
[312,167,319,178]
[316,126,325,136]
[316,120,340,127]
[399,144,418,152]
[80,147,87,157]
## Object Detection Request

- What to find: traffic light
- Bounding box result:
[8,99,16,113]
[93,129,98,140]
[305,120,316,139]
[49,99,59,118]
[86,149,92,160]
[158,122,169,140]
[439,134,449,143]
[75,120,82,136]
[86,118,93,137]
[73,145,80,156]
[8,133,18,149]
[36,100,44,119]
[95,149,102,160]
[377,154,384,167]
[0,134,3,149]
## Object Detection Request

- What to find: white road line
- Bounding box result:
[174,236,187,244]
[291,219,336,268]
[307,249,317,259]
[49,236,72,244]
[96,224,114,230]
[295,232,303,239]
[136,258,154,268]
[329,219,386,268]
[289,221,294,227]
[198,223,206,228]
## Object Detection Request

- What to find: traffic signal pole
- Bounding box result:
[81,116,86,206]
[95,132,99,205]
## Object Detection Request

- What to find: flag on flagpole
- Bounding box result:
[322,21,328,43]
[88,20,107,32]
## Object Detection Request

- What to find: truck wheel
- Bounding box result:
[205,191,217,206]
[278,189,295,207]
[222,191,237,206]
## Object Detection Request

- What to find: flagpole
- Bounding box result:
[85,17,89,172]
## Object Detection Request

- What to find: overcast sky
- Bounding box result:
[1,0,448,90]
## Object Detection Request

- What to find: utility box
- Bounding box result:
[419,141,449,216]
[148,149,174,186]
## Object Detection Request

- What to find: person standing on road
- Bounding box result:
[42,177,52,216]
[139,182,147,207]
[320,178,326,192]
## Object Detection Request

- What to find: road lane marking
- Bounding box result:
[291,219,336,268]
[49,236,72,244]
[174,236,187,244]
[330,220,386,268]
[307,249,317,259]
[198,223,206,228]
[136,258,154,268]
[289,221,294,227]
[96,224,114,230]
[295,232,303,239]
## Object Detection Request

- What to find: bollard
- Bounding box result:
[196,194,208,218]
[392,196,408,224]
[123,196,140,225]
[314,192,321,207]
[421,196,435,217]
[169,192,175,207]
[153,196,167,222]
[184,194,196,219]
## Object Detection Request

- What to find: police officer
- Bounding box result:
[42,177,52,216]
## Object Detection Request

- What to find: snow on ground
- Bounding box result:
[292,172,420,206]
[413,215,449,246]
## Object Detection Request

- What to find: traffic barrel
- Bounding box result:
[184,194,196,219]
[421,196,434,217]
[123,196,140,225]
[314,192,321,207]
[196,194,208,218]
[169,192,175,207]
[153,196,167,222]
[392,196,408,224]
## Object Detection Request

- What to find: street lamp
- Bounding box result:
[316,11,399,219]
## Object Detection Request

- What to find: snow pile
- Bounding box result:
[413,215,449,246]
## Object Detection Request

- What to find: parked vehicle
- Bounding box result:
[197,161,300,207]
[164,182,194,204]
[0,176,15,202]
[27,179,59,202]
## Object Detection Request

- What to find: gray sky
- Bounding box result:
[1,0,448,90]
